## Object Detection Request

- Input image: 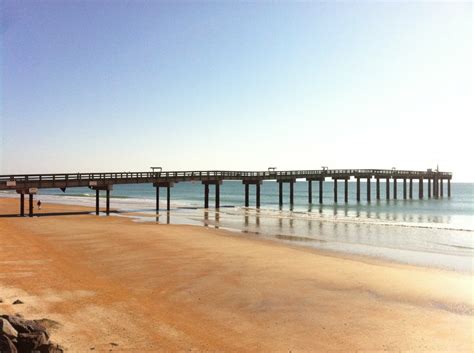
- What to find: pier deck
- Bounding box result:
[0,168,452,217]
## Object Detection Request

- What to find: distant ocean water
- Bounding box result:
[2,181,473,272]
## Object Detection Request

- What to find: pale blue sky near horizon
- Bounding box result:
[0,1,472,180]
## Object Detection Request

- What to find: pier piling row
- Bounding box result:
[1,169,452,217]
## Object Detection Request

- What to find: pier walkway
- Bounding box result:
[0,168,452,217]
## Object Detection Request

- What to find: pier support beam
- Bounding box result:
[154,182,174,213]
[96,189,100,215]
[376,178,380,200]
[428,178,432,198]
[20,193,25,217]
[344,178,349,203]
[245,183,249,207]
[403,179,407,199]
[433,176,439,198]
[409,179,413,199]
[204,183,209,208]
[279,181,283,206]
[419,178,424,199]
[215,183,220,209]
[289,181,294,205]
[448,179,451,197]
[393,179,397,200]
[367,177,371,202]
[106,189,110,215]
[308,180,312,204]
[333,178,338,203]
[319,179,323,204]
[256,183,261,208]
[29,194,33,217]
[386,177,390,200]
[356,178,360,202]
[440,179,444,197]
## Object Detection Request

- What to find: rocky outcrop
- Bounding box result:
[0,314,64,353]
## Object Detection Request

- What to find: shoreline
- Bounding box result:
[1,197,473,351]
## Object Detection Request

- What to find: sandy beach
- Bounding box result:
[0,197,472,352]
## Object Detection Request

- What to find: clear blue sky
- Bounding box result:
[1,1,472,180]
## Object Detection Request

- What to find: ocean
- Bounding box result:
[1,181,473,272]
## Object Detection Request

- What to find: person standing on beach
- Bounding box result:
[37,200,42,210]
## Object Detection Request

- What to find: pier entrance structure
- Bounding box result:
[0,168,452,217]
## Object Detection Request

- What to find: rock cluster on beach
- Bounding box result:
[0,314,64,353]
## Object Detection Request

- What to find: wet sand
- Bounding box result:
[0,198,472,352]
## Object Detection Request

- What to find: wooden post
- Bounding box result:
[29,194,33,217]
[20,193,25,217]
[448,179,451,197]
[393,178,397,199]
[409,179,413,199]
[440,179,444,197]
[289,181,294,205]
[167,185,171,210]
[245,183,249,207]
[403,178,407,199]
[96,189,100,215]
[308,180,312,204]
[319,179,323,204]
[428,178,431,198]
[419,178,424,199]
[386,177,390,200]
[256,183,261,209]
[376,178,380,200]
[157,187,161,212]
[356,178,360,202]
[204,184,209,208]
[334,179,338,203]
[106,189,110,215]
[344,179,348,203]
[215,183,220,209]
[367,177,371,202]
[278,181,283,206]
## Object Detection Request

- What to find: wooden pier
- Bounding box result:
[0,168,452,217]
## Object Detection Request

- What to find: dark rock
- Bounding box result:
[0,334,18,353]
[16,331,49,352]
[0,315,49,338]
[1,318,18,338]
[12,300,24,305]
[38,343,64,353]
